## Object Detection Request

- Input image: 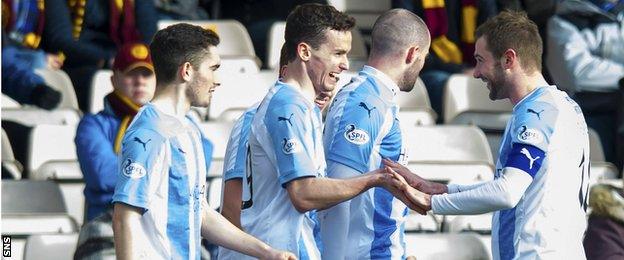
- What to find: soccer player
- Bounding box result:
[320,9,431,260]
[241,4,417,259]
[386,11,590,260]
[111,23,296,260]
[218,44,334,260]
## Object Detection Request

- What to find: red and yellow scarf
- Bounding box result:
[105,90,140,153]
[422,0,478,65]
[69,0,140,46]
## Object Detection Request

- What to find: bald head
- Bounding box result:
[370,9,430,57]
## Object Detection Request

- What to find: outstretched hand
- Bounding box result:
[262,249,298,260]
[382,159,447,195]
[385,166,432,212]
[376,166,428,215]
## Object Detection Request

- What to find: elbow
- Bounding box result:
[498,192,522,210]
[290,196,315,213]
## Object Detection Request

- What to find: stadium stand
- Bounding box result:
[198,121,235,160]
[1,107,81,127]
[208,71,275,121]
[404,211,440,233]
[588,128,621,187]
[2,128,23,179]
[404,233,491,260]
[2,94,21,108]
[34,69,80,110]
[444,213,494,235]
[88,70,114,114]
[327,0,391,34]
[24,234,79,260]
[396,78,437,126]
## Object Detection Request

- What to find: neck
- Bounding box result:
[282,60,316,102]
[151,82,191,118]
[367,55,403,86]
[508,70,549,105]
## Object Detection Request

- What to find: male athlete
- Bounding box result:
[387,11,590,260]
[320,9,431,260]
[241,4,415,259]
[111,23,295,260]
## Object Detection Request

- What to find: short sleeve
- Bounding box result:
[325,98,383,173]
[223,110,255,181]
[112,128,166,211]
[265,103,317,186]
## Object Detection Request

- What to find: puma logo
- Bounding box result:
[520,148,540,169]
[359,102,377,118]
[133,137,151,151]
[527,109,544,120]
[278,113,294,126]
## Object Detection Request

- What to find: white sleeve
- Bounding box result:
[431,167,533,215]
[446,182,487,194]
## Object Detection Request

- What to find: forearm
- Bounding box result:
[446,182,488,194]
[201,204,273,258]
[112,204,144,260]
[221,179,243,229]
[431,168,532,215]
[288,173,380,212]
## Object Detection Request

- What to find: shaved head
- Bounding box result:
[370,9,430,57]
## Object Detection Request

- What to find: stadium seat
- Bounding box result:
[219,57,260,76]
[208,71,273,120]
[35,68,79,110]
[327,0,391,33]
[207,176,223,209]
[265,21,368,70]
[89,70,114,114]
[404,233,491,260]
[2,107,81,126]
[397,78,437,126]
[198,121,235,160]
[24,234,78,260]
[2,128,23,179]
[2,94,21,108]
[27,124,78,173]
[157,20,257,61]
[404,211,440,233]
[588,128,620,186]
[444,213,493,234]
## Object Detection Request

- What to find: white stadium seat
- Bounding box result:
[327,0,391,32]
[35,68,80,110]
[208,71,274,120]
[197,121,235,160]
[404,233,491,260]
[2,94,21,108]
[24,234,79,260]
[2,107,81,126]
[397,78,437,126]
[2,128,23,179]
[28,124,78,173]
[445,213,493,234]
[404,212,440,233]
[89,70,114,114]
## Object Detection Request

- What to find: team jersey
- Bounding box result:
[112,103,213,260]
[492,86,589,260]
[218,105,257,260]
[241,81,325,259]
[323,66,409,259]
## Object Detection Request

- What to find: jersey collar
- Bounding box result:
[513,85,554,111]
[360,65,400,101]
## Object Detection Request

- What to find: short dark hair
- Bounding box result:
[283,3,355,63]
[149,23,220,84]
[370,9,429,57]
[475,11,542,72]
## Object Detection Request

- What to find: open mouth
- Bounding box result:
[329,72,340,82]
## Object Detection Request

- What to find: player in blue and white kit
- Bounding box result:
[111,23,295,260]
[241,4,416,260]
[321,9,431,260]
[386,11,589,260]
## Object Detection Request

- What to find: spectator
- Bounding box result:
[63,0,158,111]
[392,0,497,120]
[546,0,624,170]
[583,184,624,259]
[154,0,209,20]
[73,42,156,259]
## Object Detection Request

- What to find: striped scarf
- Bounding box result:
[69,0,141,46]
[422,0,478,65]
[106,90,140,154]
[2,0,45,48]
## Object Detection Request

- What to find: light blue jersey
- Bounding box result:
[322,66,409,260]
[218,105,257,260]
[492,86,589,260]
[112,103,213,260]
[242,81,325,259]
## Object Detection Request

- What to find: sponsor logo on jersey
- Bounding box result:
[517,126,544,145]
[282,138,302,154]
[344,124,369,145]
[123,158,147,179]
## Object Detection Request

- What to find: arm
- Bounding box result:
[75,116,119,193]
[1,46,47,103]
[200,201,296,260]
[112,203,147,260]
[221,178,243,229]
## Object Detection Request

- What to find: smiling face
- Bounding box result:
[186,46,221,107]
[473,37,508,101]
[112,67,156,105]
[306,29,351,95]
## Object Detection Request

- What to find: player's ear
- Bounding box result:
[297,42,312,62]
[179,62,193,82]
[502,48,516,70]
[405,46,419,65]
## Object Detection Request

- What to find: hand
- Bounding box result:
[382,159,447,195]
[46,54,63,70]
[375,167,428,215]
[387,166,432,212]
[262,249,297,260]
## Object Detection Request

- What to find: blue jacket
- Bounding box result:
[1,45,47,104]
[76,100,213,221]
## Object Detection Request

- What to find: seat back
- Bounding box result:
[404,233,491,260]
[28,124,78,174]
[396,78,437,126]
[24,234,79,260]
[328,0,391,31]
[443,74,512,130]
[198,121,235,160]
[2,94,21,108]
[35,69,79,109]
[2,108,81,126]
[89,70,114,114]
[208,72,272,120]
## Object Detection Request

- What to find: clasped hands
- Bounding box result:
[376,159,448,215]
